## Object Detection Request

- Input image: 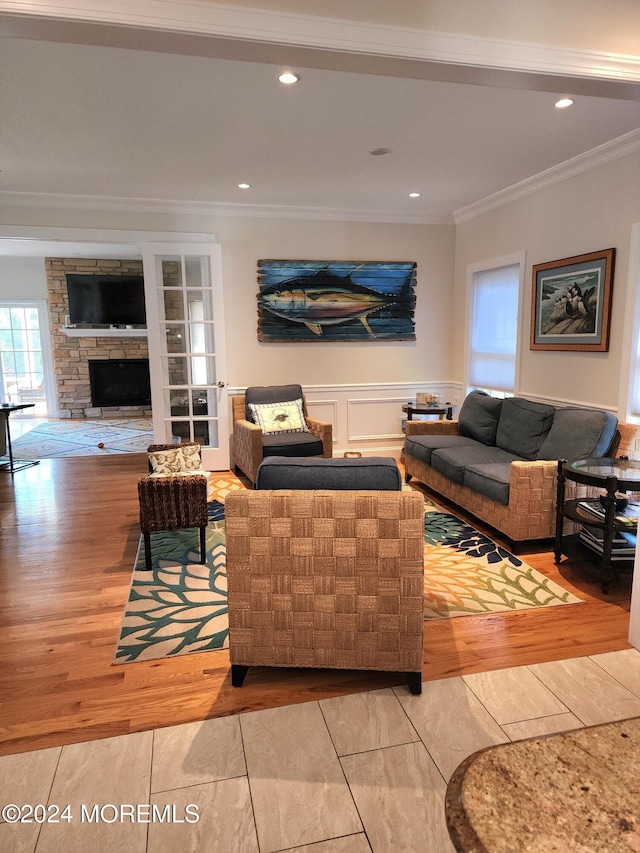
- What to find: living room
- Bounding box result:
[2,2,640,851]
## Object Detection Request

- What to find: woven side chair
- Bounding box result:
[138,442,209,570]
[225,488,425,694]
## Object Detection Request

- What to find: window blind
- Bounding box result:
[468,264,519,394]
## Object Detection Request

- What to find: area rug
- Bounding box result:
[422,505,582,618]
[11,418,153,457]
[114,488,582,663]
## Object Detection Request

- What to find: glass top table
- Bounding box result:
[564,457,640,489]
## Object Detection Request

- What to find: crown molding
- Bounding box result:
[454,129,640,224]
[0,192,453,225]
[2,1,640,85]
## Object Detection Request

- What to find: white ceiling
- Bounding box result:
[1,9,640,233]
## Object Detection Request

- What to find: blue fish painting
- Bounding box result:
[257,260,417,341]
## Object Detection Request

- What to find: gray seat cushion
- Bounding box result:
[261,432,323,457]
[495,397,555,460]
[458,391,504,445]
[431,445,520,485]
[537,408,618,461]
[256,456,401,490]
[405,434,479,466]
[463,463,513,505]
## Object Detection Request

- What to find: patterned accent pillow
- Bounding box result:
[148,445,202,474]
[248,399,309,434]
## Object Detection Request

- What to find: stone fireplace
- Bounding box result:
[45,258,151,419]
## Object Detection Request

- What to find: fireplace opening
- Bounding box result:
[88,359,151,408]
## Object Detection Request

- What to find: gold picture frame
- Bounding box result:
[530,248,615,352]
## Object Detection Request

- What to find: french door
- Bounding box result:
[141,243,229,471]
[0,300,54,415]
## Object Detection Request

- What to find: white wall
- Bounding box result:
[453,148,640,410]
[0,258,48,299]
[0,210,457,454]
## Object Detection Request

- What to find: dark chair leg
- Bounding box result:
[199,525,207,564]
[231,664,249,687]
[405,672,422,695]
[143,531,152,570]
[405,472,412,483]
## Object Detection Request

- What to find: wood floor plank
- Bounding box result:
[0,453,633,755]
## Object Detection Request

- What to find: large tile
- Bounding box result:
[290,835,372,852]
[529,656,640,726]
[35,731,152,853]
[151,715,245,793]
[341,741,454,853]
[395,677,508,781]
[590,648,640,698]
[462,664,569,724]
[241,701,361,853]
[148,778,259,853]
[0,747,62,822]
[319,688,418,756]
[502,712,584,741]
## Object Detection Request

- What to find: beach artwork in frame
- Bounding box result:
[530,248,615,352]
[257,260,417,342]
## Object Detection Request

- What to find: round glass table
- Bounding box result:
[554,457,640,593]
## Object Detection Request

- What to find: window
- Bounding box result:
[467,261,522,397]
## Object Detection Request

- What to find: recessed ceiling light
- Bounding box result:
[408,192,421,198]
[369,147,392,156]
[278,72,300,85]
[555,98,574,109]
[238,183,251,189]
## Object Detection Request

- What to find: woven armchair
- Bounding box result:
[225,488,425,694]
[138,442,209,570]
[232,385,332,486]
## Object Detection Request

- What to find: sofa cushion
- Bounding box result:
[458,391,504,445]
[245,384,304,420]
[495,397,555,460]
[256,456,401,490]
[431,445,520,485]
[405,434,479,466]
[463,463,512,506]
[537,408,618,461]
[261,432,323,457]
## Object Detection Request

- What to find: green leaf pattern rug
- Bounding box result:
[115,492,582,663]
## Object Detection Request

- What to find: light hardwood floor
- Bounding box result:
[0,453,633,756]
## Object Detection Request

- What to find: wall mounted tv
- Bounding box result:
[66,274,147,326]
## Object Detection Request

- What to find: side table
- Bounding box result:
[554,457,640,593]
[0,403,39,473]
[402,402,453,422]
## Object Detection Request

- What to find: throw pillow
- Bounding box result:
[148,444,202,474]
[248,399,309,434]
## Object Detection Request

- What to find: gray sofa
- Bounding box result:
[404,391,620,543]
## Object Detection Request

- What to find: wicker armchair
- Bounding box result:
[225,488,425,694]
[232,384,332,486]
[138,442,209,570]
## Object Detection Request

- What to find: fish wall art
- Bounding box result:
[257,260,417,342]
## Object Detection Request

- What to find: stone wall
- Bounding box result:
[45,258,151,419]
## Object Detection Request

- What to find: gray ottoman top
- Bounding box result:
[255,456,402,490]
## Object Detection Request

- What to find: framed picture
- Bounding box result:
[530,248,615,352]
[257,260,416,342]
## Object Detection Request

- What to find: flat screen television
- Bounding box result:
[66,274,147,326]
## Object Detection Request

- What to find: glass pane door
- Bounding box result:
[0,301,52,415]
[142,244,229,471]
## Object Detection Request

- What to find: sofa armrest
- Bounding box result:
[305,416,333,457]
[233,418,264,483]
[405,420,460,437]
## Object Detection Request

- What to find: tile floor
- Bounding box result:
[2,648,640,852]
